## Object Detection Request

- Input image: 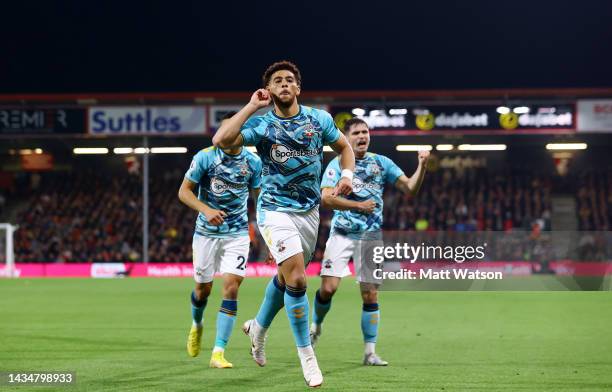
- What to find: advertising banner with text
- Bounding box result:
[331,105,574,132]
[88,106,207,135]
[0,108,85,135]
[577,100,612,132]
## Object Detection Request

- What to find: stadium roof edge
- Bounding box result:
[0,88,611,104]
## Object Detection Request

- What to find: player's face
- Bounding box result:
[347,123,370,156]
[266,70,300,108]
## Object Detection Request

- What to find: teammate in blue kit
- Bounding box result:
[178,112,262,369]
[311,117,429,366]
[213,61,355,387]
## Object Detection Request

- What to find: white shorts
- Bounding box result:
[192,234,250,283]
[321,232,383,283]
[257,207,319,265]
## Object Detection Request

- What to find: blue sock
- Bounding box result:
[313,289,332,325]
[285,285,310,348]
[361,303,380,343]
[255,275,285,328]
[191,291,207,326]
[214,299,237,350]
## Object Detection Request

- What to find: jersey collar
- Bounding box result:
[271,104,302,120]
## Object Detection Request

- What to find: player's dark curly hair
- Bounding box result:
[262,60,302,87]
[343,117,369,133]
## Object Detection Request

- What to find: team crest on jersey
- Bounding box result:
[302,123,316,138]
[323,259,332,269]
[368,163,380,176]
[238,163,249,176]
[326,168,336,179]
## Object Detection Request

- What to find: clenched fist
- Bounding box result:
[418,150,430,165]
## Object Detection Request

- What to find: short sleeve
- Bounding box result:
[249,154,262,189]
[381,155,404,185]
[185,149,210,183]
[321,158,341,188]
[319,110,341,145]
[240,116,266,146]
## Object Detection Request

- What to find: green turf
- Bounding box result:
[1,277,611,391]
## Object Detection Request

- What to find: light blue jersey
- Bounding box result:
[185,146,262,238]
[240,105,341,213]
[321,152,404,238]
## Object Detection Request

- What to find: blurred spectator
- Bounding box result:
[575,170,611,231]
[10,165,593,263]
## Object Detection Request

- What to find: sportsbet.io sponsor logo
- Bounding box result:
[353,177,380,193]
[210,177,245,194]
[270,144,322,164]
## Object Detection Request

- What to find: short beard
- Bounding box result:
[272,94,294,109]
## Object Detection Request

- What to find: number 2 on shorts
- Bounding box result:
[236,255,246,270]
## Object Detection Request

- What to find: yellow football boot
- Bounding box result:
[209,351,233,368]
[187,325,203,357]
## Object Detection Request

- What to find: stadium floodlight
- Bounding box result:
[0,223,18,278]
[19,149,33,155]
[396,145,433,151]
[150,147,188,154]
[34,148,43,154]
[436,144,454,151]
[73,148,109,154]
[134,148,150,154]
[352,108,366,116]
[496,106,510,114]
[389,108,408,115]
[113,148,134,154]
[546,143,587,150]
[323,146,334,152]
[458,144,507,151]
[513,106,530,114]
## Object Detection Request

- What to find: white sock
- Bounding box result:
[311,322,321,334]
[297,345,315,360]
[253,319,267,336]
[365,342,376,355]
[212,346,224,353]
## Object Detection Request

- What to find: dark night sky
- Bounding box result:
[2,1,611,93]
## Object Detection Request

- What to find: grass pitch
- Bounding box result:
[1,277,611,391]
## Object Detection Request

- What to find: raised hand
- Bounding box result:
[418,150,430,165]
[249,89,272,109]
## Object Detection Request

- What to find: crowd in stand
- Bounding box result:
[14,170,192,263]
[312,168,554,262]
[575,170,611,231]
[10,166,558,263]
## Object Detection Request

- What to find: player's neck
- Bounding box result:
[222,146,242,156]
[273,101,300,118]
[355,151,367,159]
